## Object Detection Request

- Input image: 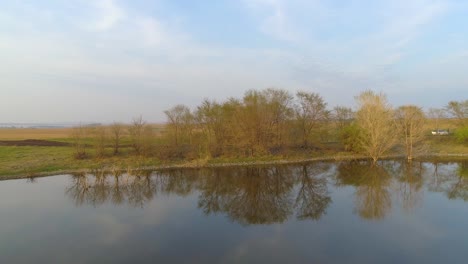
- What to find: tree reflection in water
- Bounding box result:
[294,164,332,220]
[65,169,200,208]
[426,161,468,201]
[66,172,91,206]
[199,166,296,225]
[64,161,468,224]
[336,161,392,220]
[393,161,424,213]
[447,161,468,201]
[65,163,332,225]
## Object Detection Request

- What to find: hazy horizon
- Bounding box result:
[1,0,467,123]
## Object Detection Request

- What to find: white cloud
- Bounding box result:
[378,0,448,48]
[137,17,166,46]
[243,0,299,42]
[93,0,125,31]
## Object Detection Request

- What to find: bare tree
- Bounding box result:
[333,106,354,129]
[110,122,124,155]
[128,116,146,155]
[395,105,426,161]
[295,91,329,147]
[427,108,446,132]
[235,90,271,156]
[164,105,191,146]
[196,99,227,155]
[355,90,397,163]
[141,125,155,157]
[264,88,294,147]
[71,124,88,159]
[446,100,468,126]
[231,89,294,155]
[181,108,195,146]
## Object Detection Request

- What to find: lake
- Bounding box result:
[1,160,467,263]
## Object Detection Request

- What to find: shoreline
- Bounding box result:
[1,153,467,181]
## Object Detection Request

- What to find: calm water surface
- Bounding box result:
[1,160,468,263]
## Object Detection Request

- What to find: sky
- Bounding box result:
[1,0,467,123]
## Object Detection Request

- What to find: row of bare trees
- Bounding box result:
[71,88,467,162]
[163,89,334,158]
[71,116,153,159]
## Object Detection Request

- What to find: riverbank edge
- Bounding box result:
[1,153,467,181]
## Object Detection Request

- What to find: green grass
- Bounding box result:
[425,134,468,154]
[0,146,72,176]
[0,146,162,178]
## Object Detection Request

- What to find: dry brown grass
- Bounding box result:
[0,128,73,140]
[424,118,458,130]
[0,123,167,140]
[148,123,167,135]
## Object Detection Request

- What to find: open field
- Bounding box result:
[0,124,166,141]
[0,128,73,140]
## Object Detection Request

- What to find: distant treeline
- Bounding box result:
[71,89,468,162]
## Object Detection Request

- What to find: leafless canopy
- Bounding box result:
[395,105,426,160]
[355,90,397,163]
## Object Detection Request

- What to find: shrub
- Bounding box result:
[339,123,363,153]
[454,126,468,143]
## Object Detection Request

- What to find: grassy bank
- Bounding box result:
[1,125,467,180]
[0,142,467,180]
[0,144,353,180]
